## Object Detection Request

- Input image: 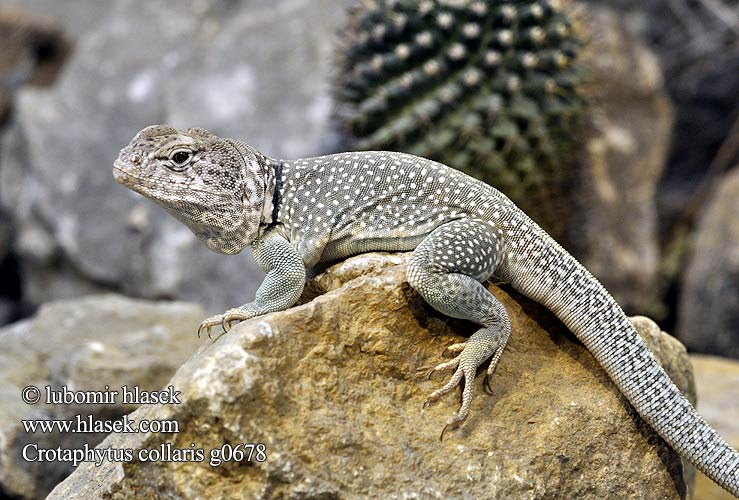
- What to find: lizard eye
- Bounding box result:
[169,150,192,170]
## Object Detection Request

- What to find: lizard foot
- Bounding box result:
[424,327,509,439]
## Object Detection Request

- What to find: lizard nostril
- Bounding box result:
[131,154,142,165]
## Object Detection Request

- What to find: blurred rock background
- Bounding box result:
[0,0,354,325]
[1,0,736,355]
[0,0,736,498]
[0,0,736,353]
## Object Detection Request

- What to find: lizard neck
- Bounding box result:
[227,138,281,229]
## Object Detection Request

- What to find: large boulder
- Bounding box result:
[48,254,696,500]
[676,167,739,358]
[0,294,203,499]
[0,0,351,316]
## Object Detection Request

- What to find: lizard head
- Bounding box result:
[113,125,273,254]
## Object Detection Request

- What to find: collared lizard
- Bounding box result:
[113,125,739,497]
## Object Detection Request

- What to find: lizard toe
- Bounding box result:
[424,364,464,406]
[444,342,467,355]
[435,364,476,440]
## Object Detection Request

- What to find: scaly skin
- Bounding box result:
[114,125,739,496]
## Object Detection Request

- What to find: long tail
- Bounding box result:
[506,236,739,497]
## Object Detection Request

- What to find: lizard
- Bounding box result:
[113,124,739,497]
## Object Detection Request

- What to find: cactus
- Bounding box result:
[335,0,586,234]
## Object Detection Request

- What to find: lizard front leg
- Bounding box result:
[407,219,511,437]
[198,229,306,338]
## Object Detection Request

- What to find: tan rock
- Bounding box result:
[690,355,739,500]
[48,254,695,500]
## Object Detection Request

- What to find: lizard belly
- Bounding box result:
[319,231,429,263]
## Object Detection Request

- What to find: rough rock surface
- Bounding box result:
[676,167,739,359]
[691,355,739,500]
[48,254,696,500]
[0,0,351,314]
[0,294,203,499]
[569,4,673,315]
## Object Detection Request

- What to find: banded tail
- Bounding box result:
[505,235,739,496]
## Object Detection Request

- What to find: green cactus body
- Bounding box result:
[336,0,586,235]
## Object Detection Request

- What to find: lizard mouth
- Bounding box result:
[112,162,147,189]
[112,165,131,185]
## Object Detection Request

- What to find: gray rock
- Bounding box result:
[0,7,71,125]
[0,297,14,323]
[0,0,109,37]
[0,294,203,499]
[677,167,739,358]
[0,0,351,313]
[48,254,694,500]
[590,0,739,233]
[568,4,673,315]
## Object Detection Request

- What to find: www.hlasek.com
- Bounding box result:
[20,384,267,467]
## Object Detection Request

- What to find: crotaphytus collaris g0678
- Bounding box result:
[113,125,739,497]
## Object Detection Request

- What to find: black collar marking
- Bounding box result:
[269,161,283,227]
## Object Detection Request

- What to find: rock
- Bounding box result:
[0,7,71,125]
[0,294,203,499]
[676,167,739,358]
[0,6,71,325]
[593,0,739,233]
[568,4,673,315]
[0,0,351,314]
[690,355,739,500]
[48,254,695,500]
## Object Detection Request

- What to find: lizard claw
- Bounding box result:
[483,374,495,395]
[426,363,451,380]
[196,309,249,339]
[424,360,464,406]
[196,305,262,339]
[427,357,461,380]
[197,316,222,339]
[440,412,467,442]
[483,343,506,395]
[220,308,253,332]
[427,361,473,440]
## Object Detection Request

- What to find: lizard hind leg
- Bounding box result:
[407,219,511,436]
